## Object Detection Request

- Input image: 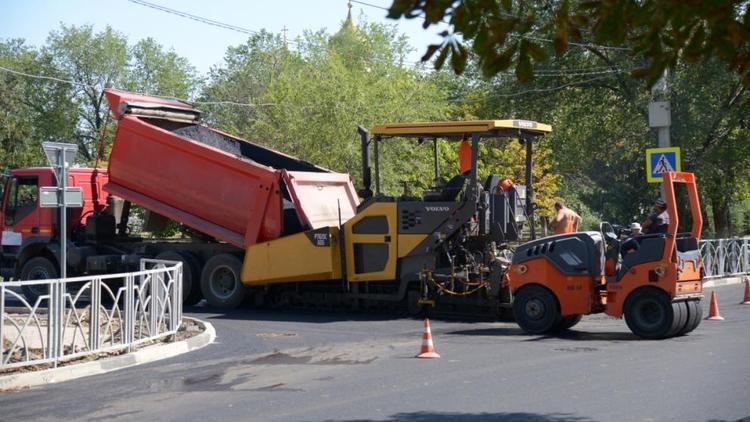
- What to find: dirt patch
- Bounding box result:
[249,382,303,392]
[552,346,600,353]
[255,332,297,338]
[248,352,312,365]
[245,345,379,367]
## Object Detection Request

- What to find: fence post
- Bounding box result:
[45,279,65,367]
[173,264,182,335]
[124,274,135,353]
[149,268,160,337]
[1,285,5,365]
[89,278,101,352]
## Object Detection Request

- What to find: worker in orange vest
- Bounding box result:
[458,139,472,175]
[549,201,581,235]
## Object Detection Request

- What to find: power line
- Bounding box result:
[0,64,95,88]
[350,0,389,12]
[193,99,275,108]
[127,0,259,36]
[0,58,621,108]
[127,0,424,68]
[532,68,629,77]
[0,65,273,108]
[456,75,615,102]
[514,34,631,52]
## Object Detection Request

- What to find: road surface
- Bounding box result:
[1,283,749,422]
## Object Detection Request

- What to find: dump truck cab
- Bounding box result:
[507,171,704,339]
[0,167,109,299]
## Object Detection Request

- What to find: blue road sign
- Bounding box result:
[646,147,681,183]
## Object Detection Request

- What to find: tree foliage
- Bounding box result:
[438,37,749,234]
[202,19,450,195]
[0,24,197,168]
[0,39,77,169]
[387,0,749,92]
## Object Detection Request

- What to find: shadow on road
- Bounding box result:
[185,304,405,324]
[444,327,527,336]
[523,330,641,342]
[444,327,642,341]
[319,411,594,422]
[185,304,502,325]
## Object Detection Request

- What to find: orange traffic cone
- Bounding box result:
[706,291,725,321]
[416,318,440,358]
[741,277,750,305]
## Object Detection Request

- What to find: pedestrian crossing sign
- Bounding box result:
[646,147,681,183]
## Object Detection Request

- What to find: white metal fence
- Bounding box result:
[1,259,182,371]
[700,238,750,279]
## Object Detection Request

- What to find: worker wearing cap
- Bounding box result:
[621,222,643,255]
[549,201,581,235]
[642,199,670,234]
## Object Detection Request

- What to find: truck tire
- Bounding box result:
[19,256,58,305]
[156,251,203,306]
[200,254,245,309]
[512,285,562,335]
[623,288,674,339]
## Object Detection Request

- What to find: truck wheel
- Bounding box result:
[624,288,674,339]
[156,251,203,306]
[512,285,562,335]
[200,254,245,309]
[19,257,58,305]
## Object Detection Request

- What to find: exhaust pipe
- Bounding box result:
[357,125,373,199]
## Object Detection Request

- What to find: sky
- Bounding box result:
[0,0,449,75]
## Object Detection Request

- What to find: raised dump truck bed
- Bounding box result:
[103,89,358,248]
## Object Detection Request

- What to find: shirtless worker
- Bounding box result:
[549,201,582,235]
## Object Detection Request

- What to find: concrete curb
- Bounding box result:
[703,276,746,289]
[0,317,215,390]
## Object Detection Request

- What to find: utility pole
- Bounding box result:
[281,26,288,45]
[649,69,671,198]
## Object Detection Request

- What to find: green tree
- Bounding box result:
[670,59,750,237]
[203,18,449,194]
[199,30,290,134]
[124,37,198,99]
[0,39,77,169]
[42,24,197,164]
[387,0,749,92]
[44,24,129,162]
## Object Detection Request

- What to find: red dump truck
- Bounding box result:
[0,89,358,306]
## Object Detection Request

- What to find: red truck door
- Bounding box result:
[0,174,44,247]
